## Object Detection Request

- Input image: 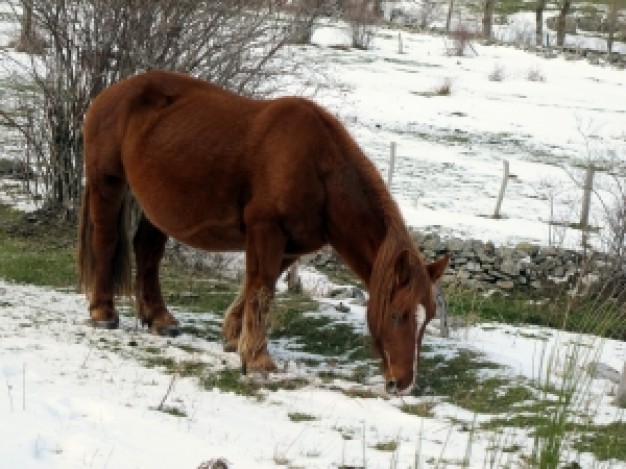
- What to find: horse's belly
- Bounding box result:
[137,193,246,251]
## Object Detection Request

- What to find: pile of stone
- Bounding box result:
[412,232,596,293]
[304,232,623,295]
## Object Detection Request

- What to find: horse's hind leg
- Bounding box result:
[238,222,288,373]
[87,177,129,328]
[133,215,179,337]
[223,256,297,353]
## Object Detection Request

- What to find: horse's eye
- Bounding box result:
[391,312,407,324]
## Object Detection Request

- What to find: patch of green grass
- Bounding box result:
[400,400,437,418]
[142,355,208,378]
[175,343,204,354]
[264,377,310,392]
[343,387,379,399]
[288,412,317,422]
[160,273,238,315]
[143,355,177,371]
[0,231,76,287]
[373,440,398,452]
[178,321,222,341]
[414,348,500,396]
[446,288,626,341]
[157,405,187,417]
[200,368,261,398]
[481,412,554,433]
[270,306,370,360]
[455,379,536,414]
[574,422,626,461]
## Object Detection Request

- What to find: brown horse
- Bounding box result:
[78,71,449,394]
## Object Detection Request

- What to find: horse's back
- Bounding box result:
[83,71,341,253]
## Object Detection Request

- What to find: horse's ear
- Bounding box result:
[394,249,413,289]
[427,253,450,283]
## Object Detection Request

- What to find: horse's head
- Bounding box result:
[368,251,449,395]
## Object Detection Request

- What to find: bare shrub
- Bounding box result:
[0,0,298,213]
[280,0,334,45]
[434,78,453,96]
[449,24,475,56]
[344,0,379,50]
[488,63,506,81]
[527,66,546,82]
[419,0,441,29]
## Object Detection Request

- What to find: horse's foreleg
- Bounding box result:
[222,288,245,352]
[238,222,287,373]
[223,256,297,353]
[133,215,179,337]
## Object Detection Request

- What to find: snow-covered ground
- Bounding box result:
[1,271,625,468]
[1,16,625,469]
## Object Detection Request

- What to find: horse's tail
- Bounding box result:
[77,185,133,298]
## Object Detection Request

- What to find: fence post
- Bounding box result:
[388,141,396,188]
[580,165,595,248]
[398,32,403,54]
[435,285,450,338]
[617,362,626,407]
[493,160,509,218]
[286,260,301,293]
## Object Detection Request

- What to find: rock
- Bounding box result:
[496,280,515,290]
[335,302,350,313]
[515,242,538,256]
[587,362,621,384]
[500,259,520,276]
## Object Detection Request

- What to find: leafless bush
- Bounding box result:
[419,0,441,29]
[344,0,379,50]
[0,0,298,214]
[279,0,335,44]
[527,66,546,82]
[565,128,626,299]
[449,24,475,56]
[433,77,453,96]
[488,63,506,81]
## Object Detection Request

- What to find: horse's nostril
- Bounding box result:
[386,380,398,394]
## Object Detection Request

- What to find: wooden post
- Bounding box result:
[494,160,509,218]
[286,260,301,293]
[435,285,450,338]
[446,0,455,32]
[388,141,396,188]
[398,32,403,54]
[580,165,595,248]
[617,362,626,407]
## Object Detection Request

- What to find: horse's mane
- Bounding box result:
[306,103,427,336]
[368,216,426,335]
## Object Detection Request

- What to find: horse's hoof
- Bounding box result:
[223,341,238,353]
[90,318,119,330]
[242,353,278,374]
[151,324,180,338]
[140,311,179,337]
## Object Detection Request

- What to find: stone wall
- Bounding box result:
[306,232,623,295]
[412,232,600,293]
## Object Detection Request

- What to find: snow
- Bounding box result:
[277,22,626,249]
[1,16,625,469]
[1,274,625,468]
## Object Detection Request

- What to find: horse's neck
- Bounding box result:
[329,189,406,286]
